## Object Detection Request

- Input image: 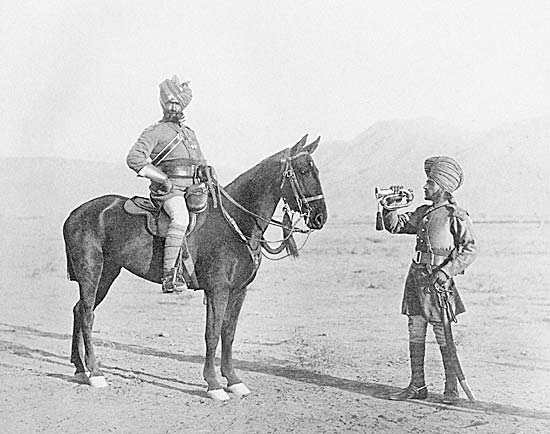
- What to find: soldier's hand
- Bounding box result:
[157,178,173,194]
[433,270,449,288]
[198,164,210,181]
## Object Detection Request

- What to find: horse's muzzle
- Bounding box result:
[307,210,326,230]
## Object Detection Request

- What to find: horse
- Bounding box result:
[63,134,327,400]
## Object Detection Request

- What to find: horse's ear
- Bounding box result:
[304,136,320,154]
[291,134,308,154]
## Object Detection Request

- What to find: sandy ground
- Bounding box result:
[1,212,549,434]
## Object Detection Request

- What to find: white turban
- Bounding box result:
[159,75,192,113]
[424,156,464,193]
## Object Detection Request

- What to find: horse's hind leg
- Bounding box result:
[203,287,230,400]
[70,300,87,379]
[221,288,250,397]
[93,261,122,309]
[71,257,121,388]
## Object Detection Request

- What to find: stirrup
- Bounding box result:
[161,268,187,293]
[162,281,187,293]
[388,384,428,401]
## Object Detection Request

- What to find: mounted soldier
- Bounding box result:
[380,156,478,404]
[127,75,208,293]
[64,131,327,397]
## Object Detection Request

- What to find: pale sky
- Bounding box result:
[2,0,550,170]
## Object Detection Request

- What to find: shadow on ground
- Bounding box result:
[1,323,549,421]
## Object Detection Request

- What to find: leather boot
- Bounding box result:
[440,345,459,404]
[389,342,428,400]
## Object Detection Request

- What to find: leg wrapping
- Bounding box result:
[431,321,447,347]
[407,316,427,387]
[409,342,426,387]
[164,223,187,272]
[439,345,458,395]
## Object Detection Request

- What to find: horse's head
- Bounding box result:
[279,135,327,230]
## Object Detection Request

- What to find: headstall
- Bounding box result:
[279,148,324,221]
[215,147,324,259]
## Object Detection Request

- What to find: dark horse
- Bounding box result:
[63,135,327,400]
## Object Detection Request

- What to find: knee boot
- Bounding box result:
[440,345,459,404]
[162,223,187,293]
[389,342,428,400]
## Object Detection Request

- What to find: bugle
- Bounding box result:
[375,186,414,230]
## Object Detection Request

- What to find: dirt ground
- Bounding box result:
[1,212,549,434]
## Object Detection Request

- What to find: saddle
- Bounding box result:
[123,196,171,237]
[123,196,204,238]
[123,196,208,289]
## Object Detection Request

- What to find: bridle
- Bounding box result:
[279,148,324,222]
[214,147,324,257]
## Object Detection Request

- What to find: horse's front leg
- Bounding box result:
[221,287,251,397]
[203,287,230,401]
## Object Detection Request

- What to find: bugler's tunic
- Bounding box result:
[383,202,478,322]
[127,121,207,203]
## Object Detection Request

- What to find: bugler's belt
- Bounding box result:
[412,251,449,266]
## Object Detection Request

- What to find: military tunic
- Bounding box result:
[383,202,478,322]
[127,121,207,203]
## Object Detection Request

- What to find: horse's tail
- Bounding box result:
[63,217,77,282]
[65,245,77,281]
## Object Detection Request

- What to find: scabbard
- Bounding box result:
[204,166,218,208]
[440,295,475,401]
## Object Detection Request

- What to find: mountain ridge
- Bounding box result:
[3,117,549,221]
[316,117,550,220]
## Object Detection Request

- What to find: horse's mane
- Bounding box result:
[224,149,284,192]
[221,149,286,236]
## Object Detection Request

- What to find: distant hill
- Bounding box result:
[3,117,550,222]
[315,117,550,221]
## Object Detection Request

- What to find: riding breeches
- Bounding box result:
[162,196,190,272]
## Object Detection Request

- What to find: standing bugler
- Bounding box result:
[381,156,478,404]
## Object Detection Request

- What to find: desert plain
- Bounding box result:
[1,207,549,433]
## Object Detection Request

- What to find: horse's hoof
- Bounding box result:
[74,372,90,384]
[88,375,108,388]
[206,388,230,401]
[227,383,251,397]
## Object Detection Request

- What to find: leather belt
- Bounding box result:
[160,164,197,178]
[412,251,449,266]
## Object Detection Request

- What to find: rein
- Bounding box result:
[214,147,324,259]
[217,184,307,233]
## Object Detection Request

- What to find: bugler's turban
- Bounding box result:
[424,156,464,193]
[159,75,192,113]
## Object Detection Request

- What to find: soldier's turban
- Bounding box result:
[424,156,464,193]
[159,75,192,113]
